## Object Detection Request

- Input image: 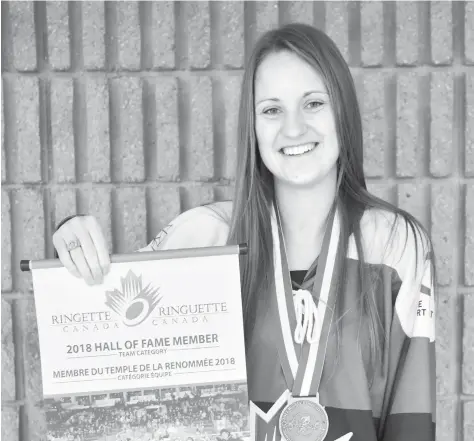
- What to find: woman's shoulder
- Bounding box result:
[351,207,431,271]
[171,201,232,230]
[140,201,232,252]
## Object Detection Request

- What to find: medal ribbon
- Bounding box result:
[270,201,341,398]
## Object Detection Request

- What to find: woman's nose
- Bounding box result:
[281,110,307,138]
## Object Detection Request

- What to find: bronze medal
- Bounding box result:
[279,398,329,441]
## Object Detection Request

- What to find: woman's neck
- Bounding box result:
[274,169,337,269]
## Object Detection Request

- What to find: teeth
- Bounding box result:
[281,143,317,156]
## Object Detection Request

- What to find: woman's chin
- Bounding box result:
[274,166,338,189]
[276,174,325,188]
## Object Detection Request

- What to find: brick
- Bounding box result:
[1,407,19,441]
[113,77,144,182]
[2,2,14,69]
[2,190,12,291]
[215,186,234,202]
[26,403,46,441]
[430,2,452,65]
[13,77,41,183]
[326,2,349,63]
[223,75,242,180]
[82,1,106,69]
[466,2,474,64]
[397,183,426,227]
[151,1,175,69]
[13,189,45,292]
[361,2,384,66]
[2,300,15,400]
[466,184,474,285]
[366,182,393,204]
[464,294,474,393]
[53,189,77,228]
[435,292,454,395]
[436,397,456,441]
[21,299,42,401]
[147,187,181,241]
[85,77,110,182]
[362,72,385,178]
[280,1,313,26]
[2,84,5,183]
[47,1,70,70]
[255,1,279,38]
[430,73,453,177]
[187,2,211,69]
[189,77,214,180]
[396,73,419,177]
[115,188,147,253]
[465,401,474,441]
[183,187,215,211]
[10,1,37,70]
[21,307,49,441]
[82,188,112,252]
[117,1,141,69]
[51,78,75,183]
[221,1,245,68]
[430,183,455,286]
[466,73,474,177]
[396,2,418,65]
[153,78,180,179]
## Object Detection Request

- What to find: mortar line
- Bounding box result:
[2,175,474,192]
[456,287,465,441]
[348,0,361,68]
[139,1,152,71]
[243,0,256,63]
[3,65,474,78]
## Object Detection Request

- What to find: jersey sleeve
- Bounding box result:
[136,205,230,252]
[382,233,436,441]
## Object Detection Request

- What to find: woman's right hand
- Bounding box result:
[52,215,111,285]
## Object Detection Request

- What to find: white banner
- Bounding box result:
[32,252,247,396]
[33,251,250,441]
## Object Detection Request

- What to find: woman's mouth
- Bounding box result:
[280,142,319,156]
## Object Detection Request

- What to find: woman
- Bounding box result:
[53,24,436,441]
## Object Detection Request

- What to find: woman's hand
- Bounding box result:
[52,215,111,285]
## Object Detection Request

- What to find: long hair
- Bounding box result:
[227,23,434,372]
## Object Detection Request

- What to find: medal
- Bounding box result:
[279,398,329,441]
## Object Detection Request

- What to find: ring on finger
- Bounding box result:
[66,239,81,253]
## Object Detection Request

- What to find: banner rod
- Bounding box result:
[20,243,248,272]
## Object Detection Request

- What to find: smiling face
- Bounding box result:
[254,50,340,188]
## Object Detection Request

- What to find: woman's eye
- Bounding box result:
[262,107,281,115]
[306,101,324,109]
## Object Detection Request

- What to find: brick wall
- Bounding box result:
[1,1,473,440]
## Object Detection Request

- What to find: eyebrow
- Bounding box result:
[255,90,328,105]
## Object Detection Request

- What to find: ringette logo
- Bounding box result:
[105,270,162,326]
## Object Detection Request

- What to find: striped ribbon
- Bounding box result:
[270,202,341,397]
